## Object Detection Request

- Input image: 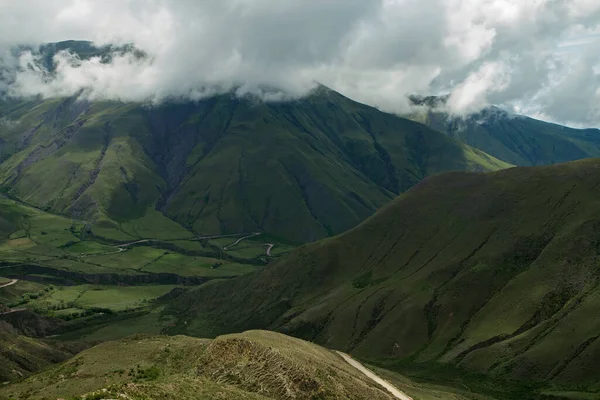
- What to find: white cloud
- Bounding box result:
[447,61,512,115]
[1,0,600,126]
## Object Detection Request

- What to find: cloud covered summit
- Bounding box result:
[1,0,600,126]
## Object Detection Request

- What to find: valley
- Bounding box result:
[0,191,293,348]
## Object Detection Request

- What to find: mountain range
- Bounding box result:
[4,40,600,400]
[3,43,600,244]
[410,95,600,167]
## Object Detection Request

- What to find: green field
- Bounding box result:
[71,285,178,311]
[62,241,117,255]
[75,246,258,277]
[27,285,176,315]
[0,195,271,282]
[7,283,179,316]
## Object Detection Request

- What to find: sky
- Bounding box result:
[0,0,600,127]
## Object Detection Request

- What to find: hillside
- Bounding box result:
[0,42,510,244]
[0,327,78,383]
[169,158,600,397]
[409,96,600,166]
[0,330,403,400]
[0,330,496,400]
[0,311,88,383]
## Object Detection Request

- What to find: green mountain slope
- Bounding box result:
[170,158,600,395]
[410,96,600,166]
[0,84,509,243]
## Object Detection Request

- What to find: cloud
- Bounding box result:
[0,0,600,126]
[447,61,512,115]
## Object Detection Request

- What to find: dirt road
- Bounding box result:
[116,239,153,247]
[0,308,26,315]
[265,243,274,256]
[336,351,412,400]
[223,232,261,250]
[0,279,18,289]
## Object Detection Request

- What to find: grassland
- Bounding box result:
[0,194,273,280]
[27,284,178,312]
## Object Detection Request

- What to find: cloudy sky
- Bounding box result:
[1,0,600,127]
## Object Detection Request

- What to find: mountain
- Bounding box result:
[0,45,510,243]
[169,158,600,397]
[5,40,144,77]
[409,95,600,166]
[0,330,403,400]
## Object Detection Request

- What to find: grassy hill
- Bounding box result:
[0,330,495,400]
[0,330,398,400]
[409,96,600,167]
[168,158,600,398]
[0,43,510,243]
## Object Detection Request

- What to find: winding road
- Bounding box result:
[336,351,412,400]
[265,243,274,256]
[223,232,262,250]
[0,279,18,289]
[0,279,24,316]
[78,247,126,258]
[85,232,273,257]
[116,239,153,247]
